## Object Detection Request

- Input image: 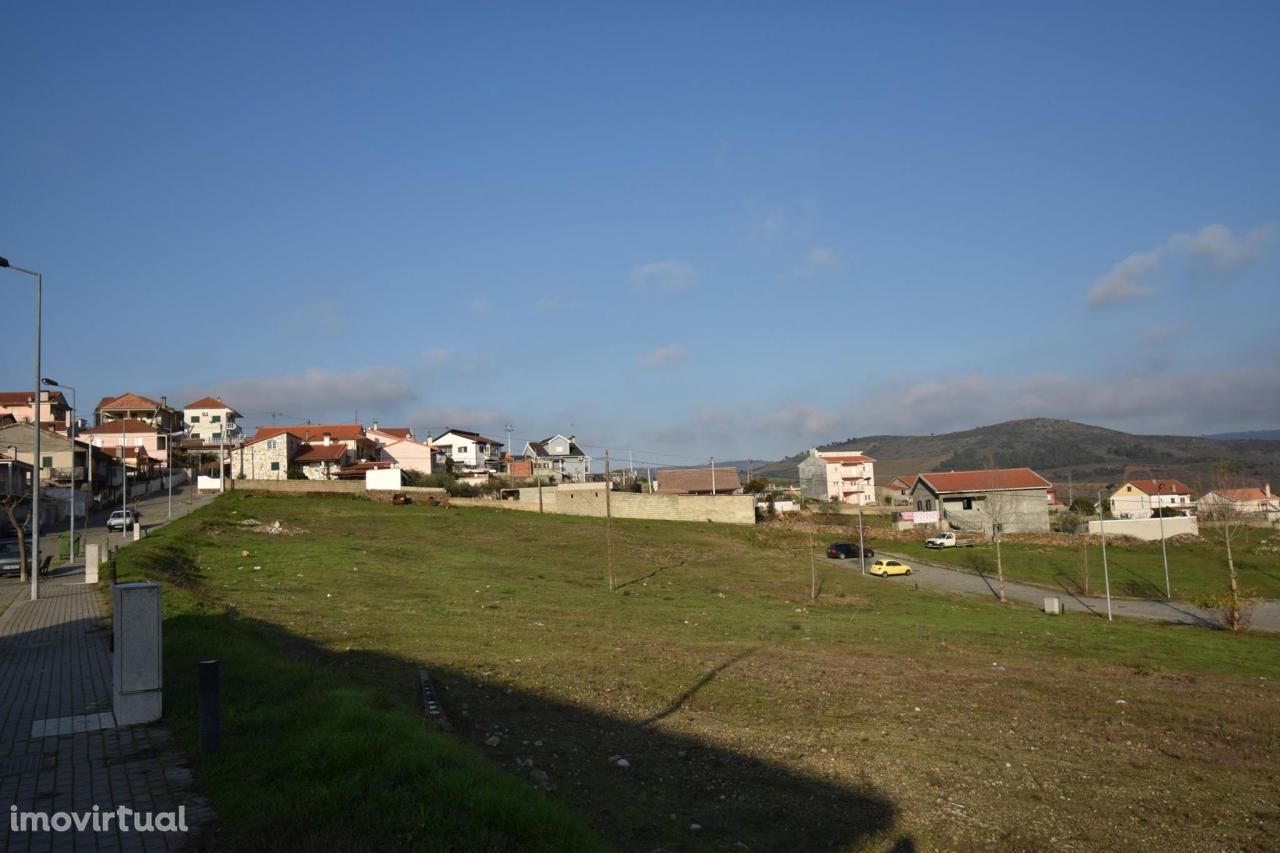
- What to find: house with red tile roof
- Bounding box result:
[79,419,173,466]
[877,474,918,506]
[798,448,877,505]
[367,425,439,474]
[233,424,374,480]
[1108,479,1194,519]
[908,467,1052,534]
[0,390,72,432]
[183,397,243,444]
[1197,484,1279,522]
[95,392,182,433]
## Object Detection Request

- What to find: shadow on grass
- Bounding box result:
[162,610,901,852]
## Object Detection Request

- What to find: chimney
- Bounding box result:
[1267,483,1272,498]
[323,432,331,446]
[372,420,379,431]
[161,395,167,408]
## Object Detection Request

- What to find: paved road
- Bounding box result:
[849,549,1280,633]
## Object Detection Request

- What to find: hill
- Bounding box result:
[755,418,1280,491]
[1206,429,1280,441]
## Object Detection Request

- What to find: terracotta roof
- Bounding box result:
[184,396,241,416]
[248,424,366,445]
[894,475,919,489]
[0,390,68,408]
[435,428,503,446]
[293,444,348,463]
[1122,479,1192,496]
[373,427,413,439]
[336,460,395,479]
[98,392,163,411]
[818,453,875,465]
[916,468,1051,494]
[1206,487,1273,502]
[655,467,743,495]
[79,419,158,435]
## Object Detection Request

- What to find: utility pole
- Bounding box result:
[1097,489,1113,622]
[604,451,615,592]
[710,456,716,496]
[858,503,866,575]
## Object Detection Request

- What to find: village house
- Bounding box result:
[78,419,173,467]
[183,397,243,444]
[798,448,877,505]
[433,429,503,472]
[1108,479,1194,519]
[234,424,374,481]
[94,393,183,433]
[1197,484,1279,523]
[908,468,1052,535]
[367,424,438,475]
[522,434,591,483]
[0,389,73,432]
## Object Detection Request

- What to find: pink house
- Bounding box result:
[79,419,173,468]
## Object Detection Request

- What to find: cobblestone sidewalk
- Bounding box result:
[0,579,214,852]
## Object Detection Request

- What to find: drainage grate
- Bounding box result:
[0,754,50,777]
[419,669,450,729]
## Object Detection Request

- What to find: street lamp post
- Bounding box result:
[1157,482,1171,599]
[1,256,43,601]
[41,379,76,562]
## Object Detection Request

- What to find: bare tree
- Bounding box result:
[1198,463,1255,630]
[1,492,29,584]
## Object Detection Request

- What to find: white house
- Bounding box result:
[183,397,243,444]
[368,426,437,475]
[797,449,876,505]
[1108,479,1194,519]
[522,434,591,483]
[433,429,503,471]
[1198,484,1279,523]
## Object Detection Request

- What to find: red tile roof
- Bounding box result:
[655,467,743,494]
[818,454,875,465]
[1124,479,1192,496]
[0,390,68,407]
[374,427,413,439]
[79,419,158,435]
[293,444,348,463]
[98,392,164,411]
[184,396,241,416]
[248,424,366,446]
[1206,487,1272,502]
[917,468,1051,494]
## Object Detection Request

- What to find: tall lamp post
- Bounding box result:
[1156,482,1172,599]
[41,379,76,561]
[1,256,43,601]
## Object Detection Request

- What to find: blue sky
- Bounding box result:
[3,1,1278,466]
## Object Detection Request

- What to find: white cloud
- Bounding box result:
[1172,223,1278,278]
[629,260,697,292]
[1088,222,1277,308]
[178,367,416,425]
[1087,247,1163,306]
[637,345,688,368]
[796,246,840,276]
[756,404,844,438]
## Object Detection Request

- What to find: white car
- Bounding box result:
[107,509,141,532]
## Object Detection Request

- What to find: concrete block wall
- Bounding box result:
[514,484,754,525]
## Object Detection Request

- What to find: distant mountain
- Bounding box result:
[754,418,1280,491]
[1204,430,1280,441]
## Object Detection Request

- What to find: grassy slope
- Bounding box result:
[114,495,1280,851]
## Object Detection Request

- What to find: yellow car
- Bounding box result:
[868,558,912,577]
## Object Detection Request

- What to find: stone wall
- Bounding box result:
[1086,516,1200,541]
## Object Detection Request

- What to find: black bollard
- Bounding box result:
[198,660,221,753]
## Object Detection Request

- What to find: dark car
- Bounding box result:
[826,542,873,560]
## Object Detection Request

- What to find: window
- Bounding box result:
[926,499,934,511]
[190,416,200,423]
[962,498,973,510]
[42,456,53,468]
[212,432,222,441]
[916,500,923,511]
[212,415,222,423]
[267,439,277,450]
[271,462,280,471]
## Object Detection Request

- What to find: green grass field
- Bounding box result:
[879,529,1280,601]
[110,495,1280,851]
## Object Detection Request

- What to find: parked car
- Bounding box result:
[0,537,32,576]
[925,531,979,549]
[107,509,141,532]
[826,542,874,560]
[868,558,912,577]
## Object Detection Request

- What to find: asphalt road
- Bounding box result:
[840,548,1280,634]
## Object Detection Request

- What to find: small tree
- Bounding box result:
[1,493,29,582]
[1199,464,1254,630]
[986,490,1013,603]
